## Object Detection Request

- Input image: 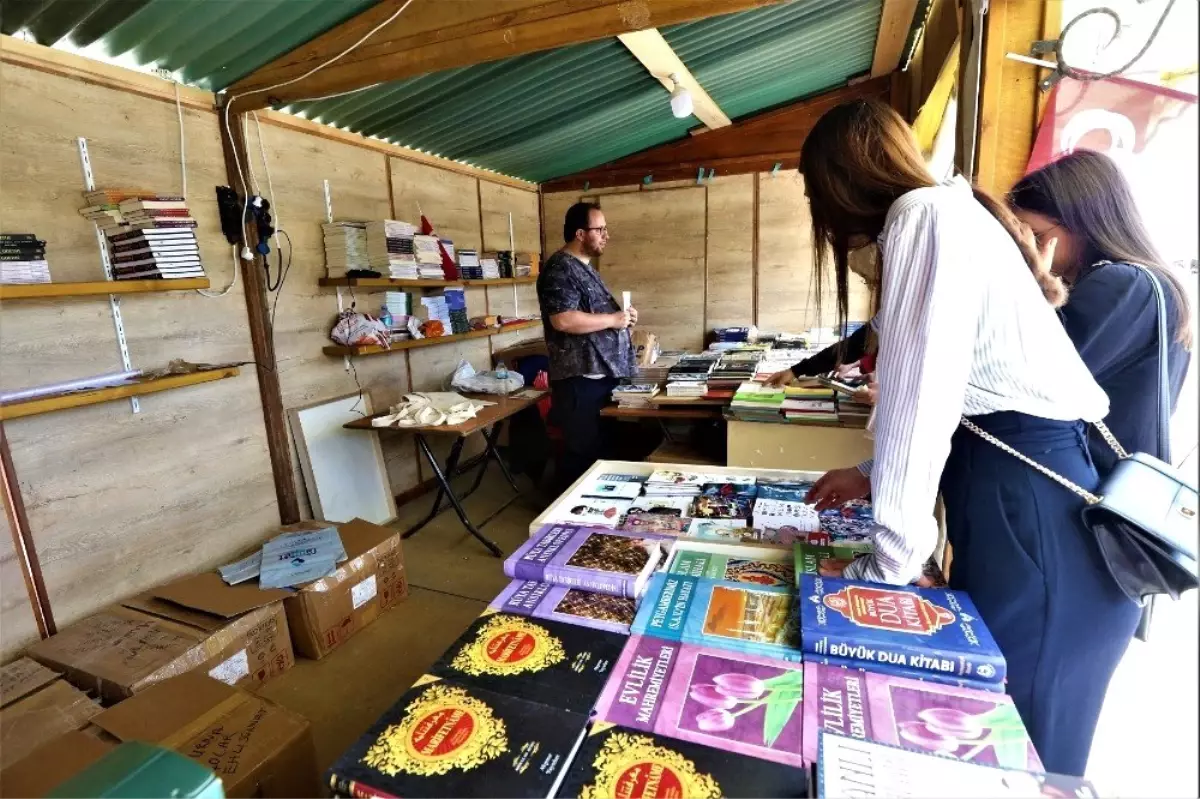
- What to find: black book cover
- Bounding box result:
[556,724,810,799]
[328,675,587,798]
[430,611,626,715]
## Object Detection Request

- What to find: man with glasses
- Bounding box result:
[537,202,638,492]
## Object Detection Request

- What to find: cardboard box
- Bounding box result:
[0,673,318,798]
[0,657,102,769]
[275,518,408,659]
[28,573,295,705]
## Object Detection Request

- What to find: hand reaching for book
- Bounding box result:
[765,369,796,387]
[806,467,870,511]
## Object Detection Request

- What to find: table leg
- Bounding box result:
[409,434,502,557]
[482,421,521,493]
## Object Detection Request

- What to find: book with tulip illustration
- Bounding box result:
[633,573,802,662]
[815,732,1087,798]
[556,723,811,799]
[668,543,794,587]
[489,579,637,634]
[593,635,807,768]
[430,610,627,714]
[800,575,1006,684]
[505,525,668,598]
[801,663,1042,770]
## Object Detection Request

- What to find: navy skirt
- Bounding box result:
[941,411,1140,777]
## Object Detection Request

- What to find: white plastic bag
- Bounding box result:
[449,360,525,395]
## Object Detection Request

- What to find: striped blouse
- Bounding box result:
[840,183,1109,585]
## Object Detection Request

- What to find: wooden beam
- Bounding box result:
[218,105,301,525]
[871,0,921,77]
[541,77,891,191]
[0,423,55,638]
[227,0,790,111]
[617,29,732,129]
[976,0,1057,193]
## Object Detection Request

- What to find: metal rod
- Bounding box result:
[0,423,55,638]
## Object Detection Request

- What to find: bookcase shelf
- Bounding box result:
[323,320,542,358]
[0,367,240,420]
[318,276,536,290]
[0,278,211,300]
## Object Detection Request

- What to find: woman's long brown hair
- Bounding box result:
[799,99,1066,344]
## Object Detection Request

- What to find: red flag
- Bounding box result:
[419,213,458,279]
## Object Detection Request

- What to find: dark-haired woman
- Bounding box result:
[1010,149,1192,476]
[801,99,1139,777]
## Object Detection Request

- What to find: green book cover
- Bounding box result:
[669,549,793,588]
[792,542,874,587]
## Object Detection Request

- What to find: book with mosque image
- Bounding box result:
[504,524,668,599]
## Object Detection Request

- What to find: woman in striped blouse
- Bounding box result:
[801,99,1140,777]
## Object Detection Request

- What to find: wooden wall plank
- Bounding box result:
[480,181,540,253]
[540,191,581,256]
[0,63,281,658]
[593,188,707,351]
[705,174,755,331]
[245,118,421,506]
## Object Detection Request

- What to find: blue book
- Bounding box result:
[798,574,1006,685]
[808,653,1004,693]
[631,572,802,661]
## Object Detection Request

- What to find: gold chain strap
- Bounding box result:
[1093,419,1131,460]
[960,417,1103,505]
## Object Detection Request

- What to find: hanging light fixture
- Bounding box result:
[668,73,693,119]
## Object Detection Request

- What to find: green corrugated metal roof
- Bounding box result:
[3,0,901,182]
[0,0,376,89]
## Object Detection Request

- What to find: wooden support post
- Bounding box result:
[1,423,55,638]
[218,103,301,524]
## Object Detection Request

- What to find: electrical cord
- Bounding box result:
[1054,0,1179,82]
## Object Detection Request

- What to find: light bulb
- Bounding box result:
[668,73,693,119]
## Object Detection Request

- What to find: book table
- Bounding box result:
[344,390,545,556]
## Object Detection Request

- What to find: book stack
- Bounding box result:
[665,353,718,397]
[411,234,446,279]
[782,384,837,422]
[514,251,535,277]
[495,250,513,278]
[611,383,659,408]
[365,220,419,279]
[419,293,452,334]
[479,251,501,279]
[837,388,873,423]
[457,248,482,280]
[636,350,677,384]
[382,291,412,340]
[0,234,51,284]
[707,350,763,398]
[321,221,369,277]
[643,469,706,499]
[80,193,205,281]
[444,287,469,334]
[713,325,757,344]
[729,381,786,421]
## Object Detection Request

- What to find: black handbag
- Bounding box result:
[963,264,1198,610]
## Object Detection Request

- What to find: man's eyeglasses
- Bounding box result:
[585,226,609,235]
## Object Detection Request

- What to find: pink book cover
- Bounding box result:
[800,662,1042,770]
[593,635,806,768]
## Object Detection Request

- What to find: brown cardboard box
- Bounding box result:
[276,518,408,659]
[28,573,295,705]
[0,673,318,798]
[0,658,102,769]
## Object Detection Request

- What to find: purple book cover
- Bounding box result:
[800,663,1042,771]
[488,579,636,634]
[593,635,806,768]
[505,524,668,598]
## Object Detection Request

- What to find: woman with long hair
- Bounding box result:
[801,99,1139,777]
[1010,149,1192,475]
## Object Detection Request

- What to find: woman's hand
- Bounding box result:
[852,373,877,405]
[765,369,796,388]
[835,361,862,380]
[806,467,871,511]
[817,557,853,578]
[1018,222,1058,275]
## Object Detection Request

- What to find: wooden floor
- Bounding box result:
[255,469,548,773]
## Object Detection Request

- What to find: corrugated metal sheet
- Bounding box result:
[0,0,375,89]
[3,0,907,181]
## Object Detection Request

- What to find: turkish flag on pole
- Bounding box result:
[419,213,459,280]
[1026,75,1197,262]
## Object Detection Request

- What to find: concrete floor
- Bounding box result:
[256,468,547,772]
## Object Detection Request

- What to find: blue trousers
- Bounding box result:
[941,412,1139,777]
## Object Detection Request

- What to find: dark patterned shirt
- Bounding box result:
[536,250,635,381]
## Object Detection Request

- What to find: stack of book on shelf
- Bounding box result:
[457,248,483,280]
[495,250,514,278]
[729,381,785,421]
[445,287,469,334]
[665,353,718,398]
[479,251,502,279]
[706,350,763,399]
[412,234,446,279]
[514,252,535,277]
[0,234,51,284]
[321,221,369,277]
[365,219,420,279]
[383,291,412,341]
[419,293,453,335]
[782,384,837,422]
[611,383,659,408]
[80,192,205,281]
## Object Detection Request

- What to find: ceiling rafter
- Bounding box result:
[617,28,732,130]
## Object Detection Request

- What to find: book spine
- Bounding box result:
[803,633,1005,683]
[812,653,1006,693]
[328,773,398,799]
[0,234,37,242]
[541,567,632,597]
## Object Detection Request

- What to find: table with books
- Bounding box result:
[326,460,1100,798]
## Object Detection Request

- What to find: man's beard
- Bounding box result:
[584,241,605,258]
